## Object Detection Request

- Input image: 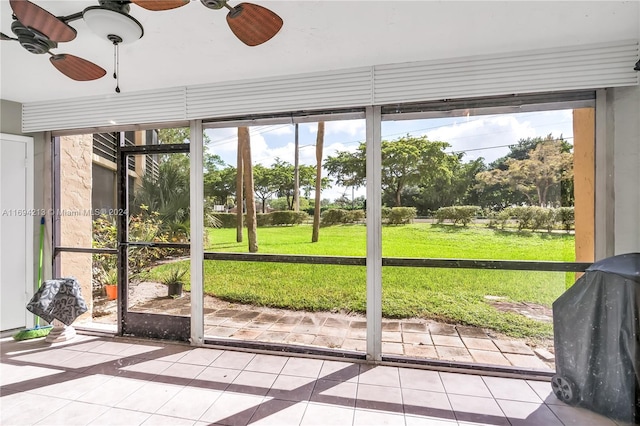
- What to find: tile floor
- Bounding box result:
[0,334,622,426]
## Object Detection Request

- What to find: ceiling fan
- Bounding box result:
[1,0,283,86]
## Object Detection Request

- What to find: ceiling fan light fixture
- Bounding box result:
[83,6,144,44]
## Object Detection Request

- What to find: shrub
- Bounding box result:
[211,213,238,228]
[387,207,417,225]
[557,207,575,232]
[435,205,480,226]
[381,207,392,220]
[321,209,364,226]
[270,211,308,226]
[508,206,536,230]
[531,207,557,232]
[487,209,512,229]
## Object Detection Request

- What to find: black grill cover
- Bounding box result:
[552,253,639,423]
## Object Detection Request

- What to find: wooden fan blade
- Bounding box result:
[226,2,283,46]
[50,54,106,81]
[9,0,76,42]
[132,0,190,11]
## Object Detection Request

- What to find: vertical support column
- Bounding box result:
[117,132,128,335]
[58,134,93,321]
[594,89,615,260]
[366,106,382,362]
[572,108,595,267]
[190,120,205,345]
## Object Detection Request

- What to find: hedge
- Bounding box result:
[211,211,308,228]
[435,206,480,227]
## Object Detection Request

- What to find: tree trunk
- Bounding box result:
[293,123,300,212]
[312,122,325,243]
[236,134,244,242]
[239,127,258,252]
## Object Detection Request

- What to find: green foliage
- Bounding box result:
[92,213,181,278]
[435,205,480,226]
[321,209,365,226]
[496,206,572,232]
[160,265,189,286]
[270,211,309,226]
[386,207,417,225]
[212,212,308,228]
[211,213,238,228]
[487,209,512,229]
[557,207,575,232]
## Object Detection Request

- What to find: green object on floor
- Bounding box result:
[12,217,51,341]
[12,325,53,341]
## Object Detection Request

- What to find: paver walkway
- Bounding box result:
[89,287,554,371]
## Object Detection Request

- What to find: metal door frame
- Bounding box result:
[116,138,191,340]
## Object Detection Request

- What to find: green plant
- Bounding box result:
[386,207,417,225]
[160,265,189,286]
[435,205,480,226]
[557,207,575,232]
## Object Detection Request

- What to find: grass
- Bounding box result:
[157,223,576,338]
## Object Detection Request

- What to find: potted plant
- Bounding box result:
[98,267,118,300]
[161,265,188,298]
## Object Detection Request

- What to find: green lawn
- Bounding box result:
[156,224,576,338]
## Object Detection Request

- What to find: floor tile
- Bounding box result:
[87,407,151,425]
[340,338,366,352]
[429,323,458,336]
[526,379,560,405]
[155,386,222,420]
[27,372,112,400]
[210,351,255,370]
[353,408,406,425]
[548,404,617,425]
[1,394,71,425]
[267,374,316,401]
[300,402,355,425]
[399,368,445,393]
[245,354,288,374]
[227,370,278,396]
[318,360,360,383]
[76,376,144,406]
[177,348,224,366]
[440,372,492,397]
[33,400,109,425]
[249,399,308,425]
[192,365,241,390]
[114,381,184,413]
[402,388,455,419]
[160,362,206,381]
[496,399,563,425]
[382,342,405,355]
[382,331,403,342]
[402,322,429,333]
[140,414,196,425]
[405,416,458,425]
[199,392,264,425]
[456,326,490,339]
[358,365,401,387]
[448,394,510,425]
[280,357,324,378]
[310,379,358,407]
[356,383,403,411]
[482,376,542,403]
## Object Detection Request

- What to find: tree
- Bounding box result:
[239,127,258,252]
[236,134,244,242]
[476,137,573,207]
[253,164,278,213]
[312,122,325,243]
[381,135,454,207]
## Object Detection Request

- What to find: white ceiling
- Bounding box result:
[1,1,639,104]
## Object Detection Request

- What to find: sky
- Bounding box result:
[204,109,574,201]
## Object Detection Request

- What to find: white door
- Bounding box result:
[0,133,34,332]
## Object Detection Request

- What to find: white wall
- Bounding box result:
[613,86,640,254]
